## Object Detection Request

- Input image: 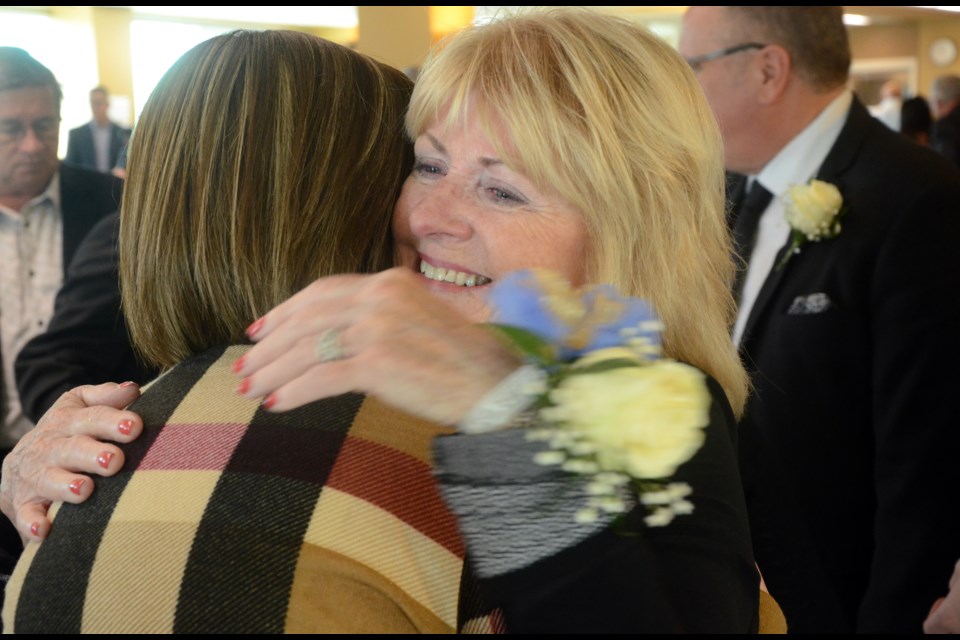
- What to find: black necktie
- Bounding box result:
[731,180,773,302]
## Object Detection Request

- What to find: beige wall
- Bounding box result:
[90,7,133,114]
[918,18,960,95]
[29,7,473,121]
[356,6,432,70]
[849,17,960,97]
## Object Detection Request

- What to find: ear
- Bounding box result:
[754,44,791,105]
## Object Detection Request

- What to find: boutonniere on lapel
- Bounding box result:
[777,179,846,270]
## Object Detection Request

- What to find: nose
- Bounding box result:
[17,127,47,153]
[404,179,474,242]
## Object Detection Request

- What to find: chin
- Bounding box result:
[435,287,491,323]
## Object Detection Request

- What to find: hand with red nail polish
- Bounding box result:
[1,381,145,543]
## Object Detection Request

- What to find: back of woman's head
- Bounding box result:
[407,8,747,414]
[121,30,413,369]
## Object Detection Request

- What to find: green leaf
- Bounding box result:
[484,323,557,365]
[568,358,641,376]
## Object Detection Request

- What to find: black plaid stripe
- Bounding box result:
[173,393,363,633]
[12,346,221,633]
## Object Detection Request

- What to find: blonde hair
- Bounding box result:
[407,8,748,414]
[121,30,413,369]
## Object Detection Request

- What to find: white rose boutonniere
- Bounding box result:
[778,179,846,270]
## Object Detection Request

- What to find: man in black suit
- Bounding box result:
[679,7,960,633]
[0,47,122,570]
[931,74,960,167]
[64,86,131,175]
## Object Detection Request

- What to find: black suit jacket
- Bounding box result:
[931,104,960,168]
[15,213,158,423]
[64,122,131,172]
[734,98,960,633]
[58,163,124,271]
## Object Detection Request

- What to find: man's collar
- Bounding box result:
[753,90,852,197]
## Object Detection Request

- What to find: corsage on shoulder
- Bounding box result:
[778,179,845,270]
[486,269,711,527]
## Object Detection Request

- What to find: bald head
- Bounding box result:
[931,74,960,119]
[679,6,850,174]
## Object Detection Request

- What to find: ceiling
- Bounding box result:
[13,6,960,29]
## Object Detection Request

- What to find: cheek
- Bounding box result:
[390,183,419,269]
[391,182,415,241]
[499,218,589,285]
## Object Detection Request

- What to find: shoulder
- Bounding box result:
[59,163,122,194]
[827,104,960,234]
[845,104,959,186]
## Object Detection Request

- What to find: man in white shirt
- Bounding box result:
[868,79,903,132]
[680,7,960,633]
[64,86,131,174]
[0,48,122,564]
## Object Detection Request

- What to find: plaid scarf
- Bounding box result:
[4,345,502,633]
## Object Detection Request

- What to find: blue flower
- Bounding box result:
[488,269,661,361]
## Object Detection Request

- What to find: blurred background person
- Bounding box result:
[64,86,130,174]
[930,74,960,166]
[901,95,933,145]
[868,79,903,131]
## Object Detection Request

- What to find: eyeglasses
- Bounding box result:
[684,43,767,73]
[0,118,60,145]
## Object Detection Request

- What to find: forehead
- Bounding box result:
[0,85,59,118]
[679,6,729,53]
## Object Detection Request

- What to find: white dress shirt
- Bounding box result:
[0,173,64,446]
[91,121,113,173]
[733,91,853,347]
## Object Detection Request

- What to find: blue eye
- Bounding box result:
[490,187,520,202]
[413,161,443,176]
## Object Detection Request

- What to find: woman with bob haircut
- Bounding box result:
[3,29,502,633]
[4,8,776,633]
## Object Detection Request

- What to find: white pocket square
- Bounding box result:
[787,293,833,315]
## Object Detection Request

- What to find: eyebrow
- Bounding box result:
[422,132,503,169]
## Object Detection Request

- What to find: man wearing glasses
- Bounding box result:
[679,6,960,634]
[0,46,121,567]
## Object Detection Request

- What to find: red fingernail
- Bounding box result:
[97,451,114,469]
[119,381,139,389]
[118,419,134,436]
[30,522,40,536]
[246,318,265,338]
[69,479,85,495]
[236,378,250,395]
[261,393,277,411]
[232,355,246,374]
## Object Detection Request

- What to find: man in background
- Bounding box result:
[679,6,960,633]
[64,85,130,174]
[930,73,960,166]
[0,46,122,564]
[868,78,903,131]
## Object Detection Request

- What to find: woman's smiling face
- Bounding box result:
[392,101,590,322]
